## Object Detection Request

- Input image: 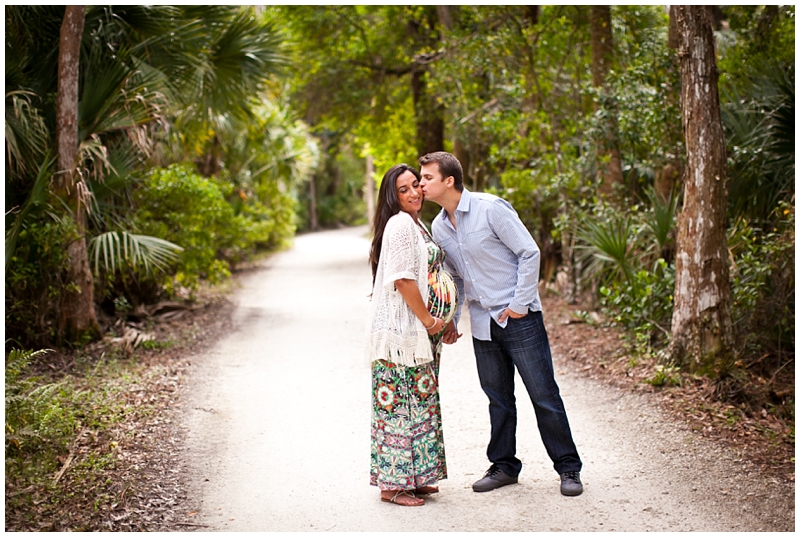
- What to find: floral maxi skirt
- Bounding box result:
[369,343,447,490]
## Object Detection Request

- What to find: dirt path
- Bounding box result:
[180,225,793,531]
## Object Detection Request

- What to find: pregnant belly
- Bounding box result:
[428,268,457,324]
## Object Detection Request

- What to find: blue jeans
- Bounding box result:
[472,312,582,477]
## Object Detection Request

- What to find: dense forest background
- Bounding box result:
[5,4,794,461]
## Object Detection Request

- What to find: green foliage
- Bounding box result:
[721,62,794,224]
[5,349,173,530]
[5,91,50,178]
[353,94,417,176]
[577,194,678,355]
[717,7,794,227]
[5,154,56,268]
[646,364,682,387]
[718,6,795,86]
[5,218,76,349]
[201,98,316,241]
[727,203,795,366]
[5,348,73,454]
[88,232,183,276]
[271,5,438,230]
[131,165,247,291]
[297,146,367,231]
[606,8,683,188]
[6,5,315,347]
[577,212,639,286]
[642,185,678,258]
[600,259,675,351]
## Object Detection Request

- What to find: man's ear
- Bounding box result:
[446,176,454,187]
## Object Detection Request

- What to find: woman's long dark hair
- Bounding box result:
[369,163,422,285]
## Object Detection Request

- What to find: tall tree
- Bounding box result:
[55,5,101,342]
[669,6,733,373]
[276,6,444,160]
[590,5,624,197]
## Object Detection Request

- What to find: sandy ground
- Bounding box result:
[181,225,794,532]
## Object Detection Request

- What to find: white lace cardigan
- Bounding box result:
[365,211,433,367]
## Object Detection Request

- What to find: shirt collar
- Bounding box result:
[437,189,472,226]
[456,189,472,213]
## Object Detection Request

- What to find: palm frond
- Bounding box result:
[576,216,638,286]
[79,49,168,140]
[5,155,55,268]
[5,91,50,178]
[722,62,795,223]
[643,185,678,254]
[88,231,183,276]
[178,9,286,125]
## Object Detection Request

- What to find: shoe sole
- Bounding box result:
[472,479,518,493]
[560,487,583,496]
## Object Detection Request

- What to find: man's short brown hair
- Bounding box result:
[419,151,464,191]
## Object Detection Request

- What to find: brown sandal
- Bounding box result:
[381,490,425,506]
[413,486,439,495]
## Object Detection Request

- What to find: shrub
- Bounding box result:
[5,218,76,350]
[728,202,795,371]
[600,258,675,354]
[132,165,251,292]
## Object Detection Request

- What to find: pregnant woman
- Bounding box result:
[365,163,457,507]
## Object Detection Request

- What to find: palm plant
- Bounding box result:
[575,213,639,287]
[5,91,49,178]
[641,184,678,265]
[89,232,183,276]
[5,5,290,344]
[165,7,287,175]
[6,5,287,256]
[722,62,795,224]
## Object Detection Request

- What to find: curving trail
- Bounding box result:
[181,225,794,532]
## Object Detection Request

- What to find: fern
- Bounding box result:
[5,348,70,452]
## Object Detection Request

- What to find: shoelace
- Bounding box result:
[562,471,581,481]
[485,467,503,478]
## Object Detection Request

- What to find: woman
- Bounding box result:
[365,163,457,507]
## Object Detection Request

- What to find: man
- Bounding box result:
[418,151,583,496]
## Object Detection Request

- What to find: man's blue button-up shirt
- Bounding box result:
[431,189,543,341]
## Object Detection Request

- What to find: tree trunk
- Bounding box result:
[410,8,445,156]
[308,174,318,231]
[411,67,445,156]
[365,154,375,231]
[590,5,623,197]
[55,5,100,344]
[668,5,679,50]
[669,6,734,374]
[435,5,453,31]
[523,6,540,26]
[438,4,475,184]
[452,138,471,187]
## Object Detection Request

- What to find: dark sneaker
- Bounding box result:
[472,466,518,492]
[560,471,583,496]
